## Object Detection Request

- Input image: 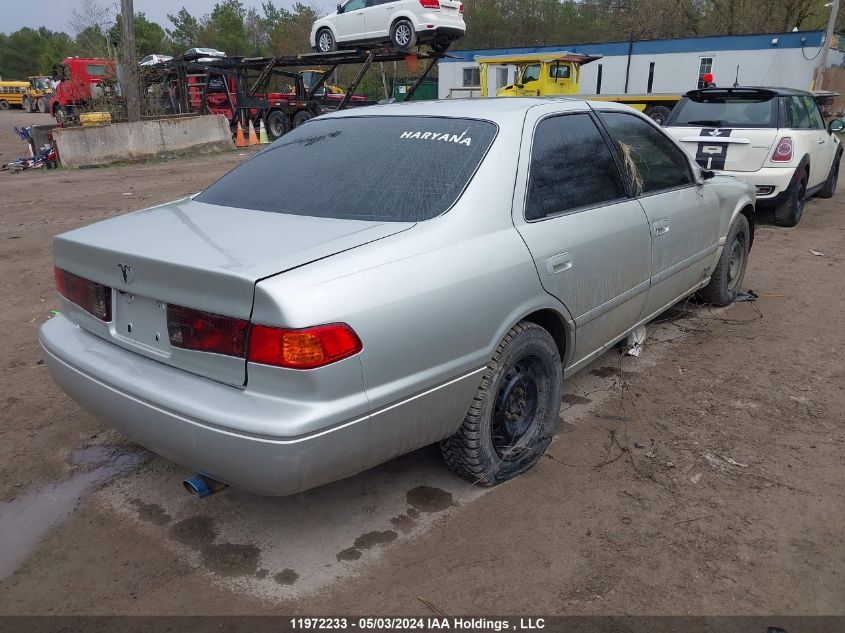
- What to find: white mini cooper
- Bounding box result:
[665,87,844,227]
[310,0,465,53]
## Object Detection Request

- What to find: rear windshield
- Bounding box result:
[670,93,778,128]
[197,116,497,222]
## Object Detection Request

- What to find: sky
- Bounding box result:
[0,0,337,34]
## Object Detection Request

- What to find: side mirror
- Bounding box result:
[701,169,716,180]
[827,118,844,134]
[337,3,343,12]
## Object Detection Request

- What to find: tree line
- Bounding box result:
[0,0,837,80]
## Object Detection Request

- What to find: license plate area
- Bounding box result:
[113,291,170,354]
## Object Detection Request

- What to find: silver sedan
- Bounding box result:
[40,98,755,496]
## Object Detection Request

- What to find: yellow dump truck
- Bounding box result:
[475,52,681,124]
[0,81,29,110]
[23,76,55,113]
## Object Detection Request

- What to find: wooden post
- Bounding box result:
[120,0,141,122]
[814,0,840,92]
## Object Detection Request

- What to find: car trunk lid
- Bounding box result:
[53,197,413,385]
[666,126,778,172]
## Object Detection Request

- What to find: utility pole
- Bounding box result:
[814,0,840,91]
[120,0,141,122]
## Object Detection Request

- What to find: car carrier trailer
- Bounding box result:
[152,49,445,140]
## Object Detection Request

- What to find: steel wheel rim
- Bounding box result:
[727,233,746,293]
[395,24,411,47]
[319,32,332,51]
[269,117,283,137]
[491,355,546,459]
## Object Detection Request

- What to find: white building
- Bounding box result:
[438,30,845,99]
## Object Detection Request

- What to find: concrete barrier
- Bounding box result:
[53,115,235,168]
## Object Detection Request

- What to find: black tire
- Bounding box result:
[38,97,48,113]
[429,38,452,53]
[699,213,750,306]
[315,29,336,53]
[644,105,673,125]
[774,172,807,227]
[266,110,287,140]
[390,19,417,51]
[440,321,563,486]
[54,105,68,124]
[816,154,840,199]
[23,97,33,113]
[292,110,313,127]
[0,100,9,111]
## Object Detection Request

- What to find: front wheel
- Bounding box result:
[0,100,9,111]
[315,29,336,53]
[816,154,840,199]
[440,321,562,486]
[391,19,417,51]
[699,213,750,306]
[23,97,33,113]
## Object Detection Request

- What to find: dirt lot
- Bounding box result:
[0,108,843,615]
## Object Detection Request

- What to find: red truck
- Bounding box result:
[51,57,117,123]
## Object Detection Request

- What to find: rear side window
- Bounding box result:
[670,93,778,128]
[526,113,625,220]
[86,65,107,76]
[802,95,824,129]
[599,111,693,195]
[197,116,497,222]
[787,96,812,129]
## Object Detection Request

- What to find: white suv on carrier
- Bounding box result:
[310,0,465,53]
[665,87,844,226]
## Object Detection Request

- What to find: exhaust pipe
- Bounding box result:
[183,474,227,498]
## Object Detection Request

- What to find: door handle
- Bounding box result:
[818,138,826,144]
[654,220,670,237]
[545,252,572,275]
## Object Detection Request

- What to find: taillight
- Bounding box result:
[248,323,362,369]
[167,304,249,357]
[54,267,112,321]
[771,137,793,162]
[420,0,440,8]
[459,2,464,12]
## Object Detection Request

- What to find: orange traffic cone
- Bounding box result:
[235,121,247,148]
[248,120,259,146]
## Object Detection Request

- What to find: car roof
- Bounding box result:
[686,86,812,98]
[319,97,634,125]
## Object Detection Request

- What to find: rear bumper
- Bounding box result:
[39,316,370,496]
[712,166,797,204]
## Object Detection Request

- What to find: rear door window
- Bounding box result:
[197,116,497,222]
[526,113,625,220]
[670,92,778,128]
[599,111,694,195]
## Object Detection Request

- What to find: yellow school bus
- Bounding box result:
[0,81,30,110]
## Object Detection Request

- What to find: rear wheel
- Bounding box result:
[774,172,807,227]
[37,97,48,113]
[816,154,840,199]
[698,213,750,306]
[0,100,9,111]
[316,29,336,53]
[391,19,417,51]
[644,105,673,125]
[293,110,313,127]
[440,321,562,486]
[23,97,33,113]
[266,110,287,140]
